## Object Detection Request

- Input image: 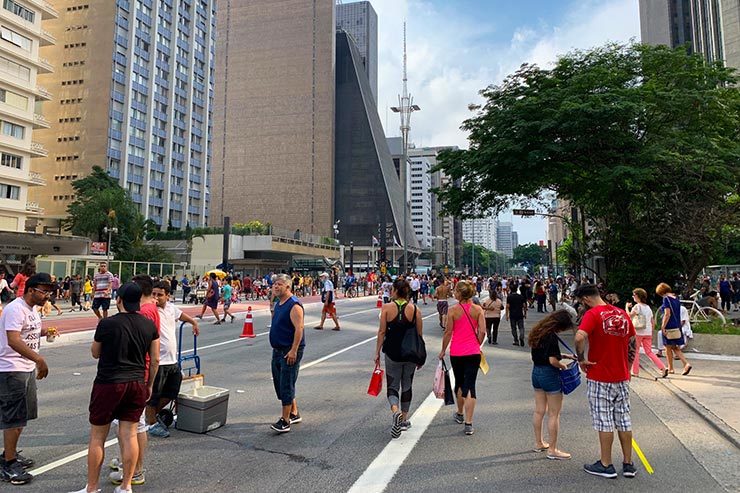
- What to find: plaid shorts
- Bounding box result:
[586,379,632,432]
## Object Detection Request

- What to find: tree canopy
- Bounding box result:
[434,43,740,294]
[512,243,547,270]
[461,242,509,275]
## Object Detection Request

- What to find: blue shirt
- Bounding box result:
[270,295,305,349]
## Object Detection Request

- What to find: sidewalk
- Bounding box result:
[640,353,740,448]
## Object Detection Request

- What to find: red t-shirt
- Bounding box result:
[138,300,161,381]
[578,304,635,383]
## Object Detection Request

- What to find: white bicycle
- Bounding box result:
[680,291,726,324]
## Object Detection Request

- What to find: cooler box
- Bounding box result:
[176,384,230,433]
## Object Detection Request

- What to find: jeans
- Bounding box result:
[510,318,525,343]
[271,347,304,406]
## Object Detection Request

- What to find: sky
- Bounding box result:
[372,0,641,244]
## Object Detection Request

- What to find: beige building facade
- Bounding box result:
[210,0,336,236]
[30,0,115,232]
[0,0,57,232]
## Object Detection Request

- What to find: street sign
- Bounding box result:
[513,209,536,217]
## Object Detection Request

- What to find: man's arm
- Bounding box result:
[627,336,636,366]
[7,331,48,379]
[179,312,200,336]
[146,339,160,397]
[574,329,595,372]
[285,304,304,366]
[91,341,101,359]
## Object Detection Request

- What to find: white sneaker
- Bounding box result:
[113,488,132,493]
[68,487,101,493]
[109,457,122,470]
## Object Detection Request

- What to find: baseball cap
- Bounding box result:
[26,273,54,289]
[117,282,142,312]
[319,272,329,278]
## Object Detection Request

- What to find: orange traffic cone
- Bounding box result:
[240,307,256,338]
[376,295,383,308]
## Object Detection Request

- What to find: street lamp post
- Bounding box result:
[349,241,354,274]
[391,22,420,275]
[103,226,118,263]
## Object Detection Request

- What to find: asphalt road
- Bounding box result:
[13,296,736,492]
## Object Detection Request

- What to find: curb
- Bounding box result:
[643,364,740,449]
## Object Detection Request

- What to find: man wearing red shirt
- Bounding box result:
[574,284,637,480]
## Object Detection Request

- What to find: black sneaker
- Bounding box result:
[289,413,302,424]
[1,460,33,485]
[270,418,291,433]
[1,452,33,469]
[453,412,464,424]
[622,462,637,478]
[584,460,617,478]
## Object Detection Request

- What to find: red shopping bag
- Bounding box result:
[367,364,384,397]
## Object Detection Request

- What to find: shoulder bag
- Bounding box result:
[461,304,489,375]
[631,305,647,331]
[555,335,581,395]
[664,297,683,340]
[398,303,427,366]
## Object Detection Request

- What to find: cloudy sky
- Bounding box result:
[372,0,641,244]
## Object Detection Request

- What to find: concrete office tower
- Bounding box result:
[512,230,518,250]
[496,220,513,258]
[409,154,432,248]
[211,0,336,236]
[336,0,377,103]
[639,0,740,69]
[463,216,497,251]
[32,0,216,231]
[335,30,417,253]
[0,0,56,232]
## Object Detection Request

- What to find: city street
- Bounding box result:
[15,296,739,492]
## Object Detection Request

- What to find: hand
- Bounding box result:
[374,353,380,366]
[192,322,200,336]
[578,360,596,373]
[35,358,49,379]
[146,386,153,402]
[438,350,445,360]
[285,349,298,366]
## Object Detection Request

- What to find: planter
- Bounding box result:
[686,333,740,356]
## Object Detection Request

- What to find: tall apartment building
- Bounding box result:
[639,0,740,69]
[496,220,514,258]
[409,154,432,248]
[0,0,56,233]
[336,0,377,103]
[210,0,335,236]
[462,216,497,251]
[32,0,216,232]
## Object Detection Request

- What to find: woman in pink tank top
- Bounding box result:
[438,280,486,435]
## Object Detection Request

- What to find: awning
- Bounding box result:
[0,231,89,256]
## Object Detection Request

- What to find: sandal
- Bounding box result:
[533,444,549,452]
[668,370,675,374]
[546,450,572,460]
[313,326,324,330]
[332,327,341,331]
[682,365,692,376]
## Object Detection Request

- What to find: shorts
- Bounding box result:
[437,301,449,315]
[586,379,632,432]
[223,299,232,309]
[148,364,182,405]
[205,297,219,309]
[322,302,336,316]
[89,381,148,426]
[0,371,37,429]
[450,354,480,399]
[531,365,562,394]
[271,347,304,406]
[92,297,111,311]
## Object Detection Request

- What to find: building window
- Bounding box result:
[0,55,29,80]
[3,0,34,22]
[0,152,21,169]
[0,88,27,110]
[0,26,31,51]
[1,120,24,139]
[0,183,20,200]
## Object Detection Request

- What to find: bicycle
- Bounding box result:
[681,291,726,324]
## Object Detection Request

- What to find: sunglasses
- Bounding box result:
[31,287,53,296]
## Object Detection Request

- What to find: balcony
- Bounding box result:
[30,142,47,157]
[26,0,59,19]
[25,202,43,214]
[35,86,52,101]
[37,57,53,74]
[39,29,55,46]
[32,113,50,129]
[28,171,46,186]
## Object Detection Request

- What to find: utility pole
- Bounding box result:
[391,22,420,274]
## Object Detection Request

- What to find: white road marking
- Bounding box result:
[26,303,401,478]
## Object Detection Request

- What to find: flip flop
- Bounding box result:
[533,445,549,452]
[332,327,341,331]
[682,365,692,376]
[313,326,324,330]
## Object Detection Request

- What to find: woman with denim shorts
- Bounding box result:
[528,310,577,460]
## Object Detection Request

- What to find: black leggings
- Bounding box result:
[485,317,500,343]
[450,354,481,399]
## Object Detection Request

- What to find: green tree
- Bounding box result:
[433,43,740,294]
[512,243,547,270]
[461,242,509,275]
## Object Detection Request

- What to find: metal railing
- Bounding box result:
[33,113,50,127]
[28,171,46,185]
[25,201,43,213]
[30,142,47,156]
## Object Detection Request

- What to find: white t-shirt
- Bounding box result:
[501,279,508,289]
[0,297,42,372]
[410,278,420,291]
[0,278,8,293]
[680,305,692,338]
[381,282,392,298]
[631,303,654,336]
[157,303,183,365]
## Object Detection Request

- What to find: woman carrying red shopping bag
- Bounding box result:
[373,279,425,439]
